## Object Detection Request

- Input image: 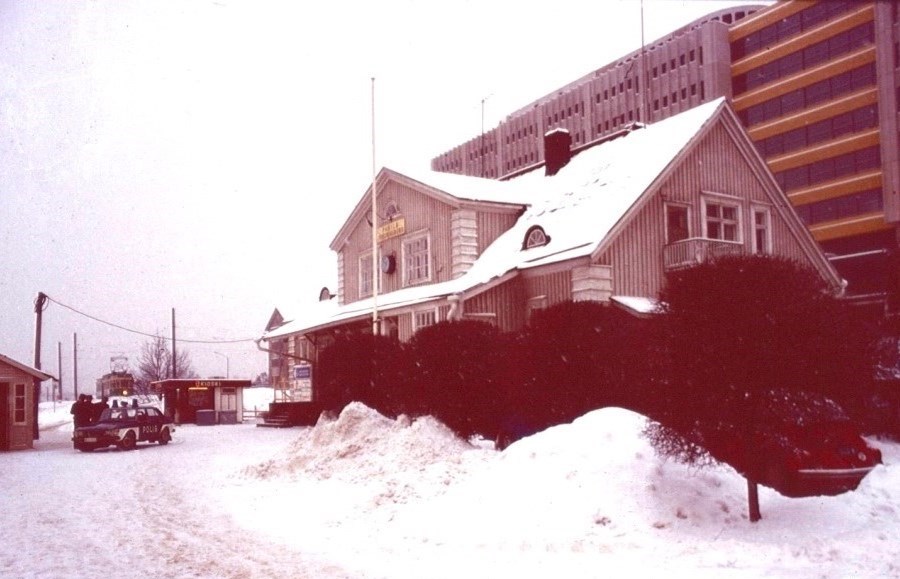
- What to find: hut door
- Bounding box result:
[0,383,9,450]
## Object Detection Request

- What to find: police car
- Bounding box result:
[72,406,175,452]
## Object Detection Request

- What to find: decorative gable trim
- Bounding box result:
[571,265,613,302]
[451,209,478,279]
[336,251,345,305]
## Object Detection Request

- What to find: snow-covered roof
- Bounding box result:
[610,296,662,316]
[0,352,55,381]
[266,99,725,339]
[394,166,540,206]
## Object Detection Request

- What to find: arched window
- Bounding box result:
[522,225,550,249]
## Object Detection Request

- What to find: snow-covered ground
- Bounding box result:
[3,393,898,578]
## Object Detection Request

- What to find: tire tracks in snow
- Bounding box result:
[129,447,355,578]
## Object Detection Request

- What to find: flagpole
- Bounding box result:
[371,76,379,335]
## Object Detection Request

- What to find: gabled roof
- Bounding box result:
[0,353,54,381]
[329,167,534,251]
[266,98,840,340]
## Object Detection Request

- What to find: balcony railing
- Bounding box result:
[663,238,745,270]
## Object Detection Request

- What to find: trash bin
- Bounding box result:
[196,409,216,425]
[218,411,237,424]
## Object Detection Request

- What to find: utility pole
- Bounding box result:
[33,291,48,440]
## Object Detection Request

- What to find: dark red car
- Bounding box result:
[706,392,882,498]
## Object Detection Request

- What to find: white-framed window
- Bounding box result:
[359,251,374,297]
[14,383,26,424]
[752,206,771,255]
[403,232,431,286]
[702,197,741,242]
[522,225,550,249]
[413,308,438,331]
[665,203,690,244]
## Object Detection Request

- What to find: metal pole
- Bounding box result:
[371,76,379,336]
[73,333,78,399]
[171,308,177,379]
[56,341,62,404]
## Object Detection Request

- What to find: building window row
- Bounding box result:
[506,151,537,172]
[505,124,536,145]
[595,112,637,136]
[794,188,883,226]
[774,145,881,192]
[357,234,433,297]
[468,139,496,161]
[596,77,639,104]
[651,47,701,79]
[739,63,876,127]
[413,309,438,331]
[654,83,704,111]
[754,104,878,159]
[734,21,874,95]
[547,102,583,126]
[731,0,859,60]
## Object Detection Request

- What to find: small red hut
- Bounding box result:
[151,379,251,425]
[1,353,53,451]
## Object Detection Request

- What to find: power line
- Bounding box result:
[44,294,258,345]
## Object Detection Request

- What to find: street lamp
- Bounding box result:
[214,352,229,379]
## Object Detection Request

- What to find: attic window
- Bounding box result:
[522,225,550,249]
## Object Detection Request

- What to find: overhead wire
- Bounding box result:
[43,294,258,345]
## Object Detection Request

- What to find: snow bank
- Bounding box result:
[243,402,485,504]
[15,400,900,578]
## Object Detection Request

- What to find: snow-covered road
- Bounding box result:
[1,416,353,579]
[4,399,900,578]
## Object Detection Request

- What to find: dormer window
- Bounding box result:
[522,225,550,249]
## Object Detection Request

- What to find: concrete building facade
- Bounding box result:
[431,1,900,308]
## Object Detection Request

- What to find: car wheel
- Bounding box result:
[118,431,137,451]
[158,428,171,445]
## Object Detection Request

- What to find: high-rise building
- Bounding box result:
[431,1,899,308]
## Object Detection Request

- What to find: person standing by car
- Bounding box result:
[70,395,83,427]
[91,396,109,424]
[70,395,91,428]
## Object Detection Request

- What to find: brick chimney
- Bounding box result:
[544,128,572,176]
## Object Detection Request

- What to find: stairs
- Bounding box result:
[255,401,324,428]
[257,404,293,428]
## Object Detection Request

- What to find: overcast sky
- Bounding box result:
[0,0,763,389]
